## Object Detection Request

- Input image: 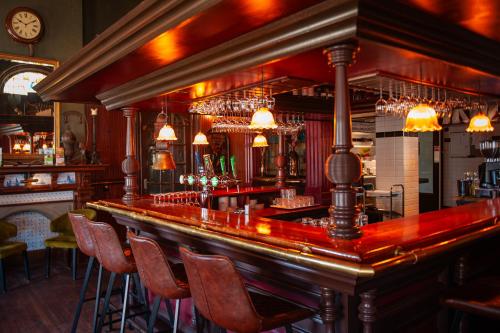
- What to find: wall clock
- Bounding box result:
[5,7,44,55]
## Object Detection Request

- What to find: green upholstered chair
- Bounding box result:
[0,219,30,293]
[45,208,96,280]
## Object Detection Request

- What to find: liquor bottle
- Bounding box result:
[230,155,237,179]
[203,154,214,176]
[288,142,299,177]
[220,155,227,176]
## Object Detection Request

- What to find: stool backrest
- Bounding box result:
[68,213,95,257]
[86,220,135,274]
[0,220,17,241]
[128,232,188,299]
[180,247,261,333]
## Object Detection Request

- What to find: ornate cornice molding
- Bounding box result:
[357,0,500,77]
[97,0,358,109]
[35,0,222,101]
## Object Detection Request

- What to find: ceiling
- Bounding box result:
[36,0,500,111]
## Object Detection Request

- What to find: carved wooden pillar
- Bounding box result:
[74,172,93,208]
[121,107,140,202]
[358,289,377,333]
[275,133,286,187]
[324,42,362,239]
[320,287,338,333]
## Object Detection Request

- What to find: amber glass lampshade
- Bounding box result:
[252,134,269,148]
[192,131,209,145]
[13,143,21,153]
[152,150,176,170]
[249,107,277,130]
[157,124,178,141]
[403,104,442,132]
[466,113,494,133]
[22,143,31,153]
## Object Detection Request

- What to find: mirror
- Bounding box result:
[0,52,60,164]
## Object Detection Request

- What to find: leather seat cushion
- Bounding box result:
[0,241,27,259]
[45,235,78,249]
[249,290,314,330]
[443,275,500,320]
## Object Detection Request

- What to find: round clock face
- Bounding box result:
[5,7,44,43]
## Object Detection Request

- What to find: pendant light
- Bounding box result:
[252,134,269,147]
[466,113,494,132]
[466,92,493,133]
[156,97,177,141]
[403,104,442,132]
[192,131,209,145]
[403,69,441,132]
[248,67,277,130]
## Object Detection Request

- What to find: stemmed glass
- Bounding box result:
[375,81,387,116]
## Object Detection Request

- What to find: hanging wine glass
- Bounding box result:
[386,80,397,116]
[375,80,387,116]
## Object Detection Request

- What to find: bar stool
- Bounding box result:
[67,212,104,333]
[128,231,191,333]
[442,274,500,332]
[87,220,148,333]
[180,247,314,333]
[0,219,30,294]
[45,208,96,280]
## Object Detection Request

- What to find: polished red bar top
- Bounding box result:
[211,186,281,197]
[91,198,500,264]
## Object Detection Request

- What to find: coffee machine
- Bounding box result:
[477,141,500,197]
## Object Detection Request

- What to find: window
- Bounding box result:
[3,71,47,96]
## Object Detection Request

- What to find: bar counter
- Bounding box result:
[88,197,500,332]
[88,197,500,269]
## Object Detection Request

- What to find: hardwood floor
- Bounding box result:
[0,251,131,333]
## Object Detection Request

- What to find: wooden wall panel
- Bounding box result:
[305,119,333,204]
[86,105,126,199]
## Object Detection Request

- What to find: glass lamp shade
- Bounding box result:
[403,104,442,132]
[192,131,209,145]
[22,143,31,152]
[152,150,176,170]
[466,113,494,133]
[13,143,21,151]
[157,124,178,141]
[252,134,269,148]
[249,107,278,129]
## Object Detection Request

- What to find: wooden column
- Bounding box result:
[121,107,139,202]
[358,289,377,333]
[324,42,362,239]
[275,134,286,187]
[320,287,338,333]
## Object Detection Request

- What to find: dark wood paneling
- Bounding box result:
[305,119,333,204]
[86,104,126,199]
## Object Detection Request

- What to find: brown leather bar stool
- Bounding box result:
[87,220,148,333]
[443,274,500,332]
[180,247,314,333]
[128,231,191,333]
[67,212,104,333]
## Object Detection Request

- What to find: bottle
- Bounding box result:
[287,141,299,177]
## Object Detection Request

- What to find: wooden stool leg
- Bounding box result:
[0,259,6,293]
[45,247,51,278]
[71,256,95,333]
[119,273,131,333]
[96,272,116,333]
[92,264,104,333]
[147,295,161,333]
[22,250,30,281]
[72,248,78,280]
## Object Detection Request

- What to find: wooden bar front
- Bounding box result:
[88,198,500,332]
